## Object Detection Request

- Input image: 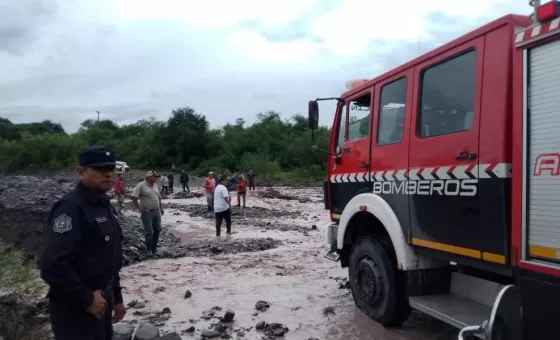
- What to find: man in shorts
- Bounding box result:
[214,175,232,236]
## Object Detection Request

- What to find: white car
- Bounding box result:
[115,161,130,173]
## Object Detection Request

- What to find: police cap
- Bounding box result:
[78,145,116,167]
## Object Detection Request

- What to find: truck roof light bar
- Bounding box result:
[536,1,560,23]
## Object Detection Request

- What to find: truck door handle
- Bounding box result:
[455,152,477,160]
[359,163,369,168]
[342,148,351,153]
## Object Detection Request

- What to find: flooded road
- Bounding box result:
[119,187,458,339]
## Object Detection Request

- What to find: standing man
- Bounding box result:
[213,169,219,187]
[40,145,126,340]
[131,171,164,255]
[203,172,216,212]
[167,172,174,194]
[236,174,247,208]
[180,170,190,193]
[247,170,256,191]
[161,173,169,195]
[214,175,232,236]
[114,172,125,215]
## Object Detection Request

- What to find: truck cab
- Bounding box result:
[309,1,560,339]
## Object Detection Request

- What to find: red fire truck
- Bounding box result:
[308,1,560,339]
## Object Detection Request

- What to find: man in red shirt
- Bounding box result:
[114,172,125,214]
[236,174,247,208]
[203,172,216,212]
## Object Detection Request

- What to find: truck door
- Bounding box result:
[328,88,373,218]
[408,39,484,258]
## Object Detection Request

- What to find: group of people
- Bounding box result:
[40,147,258,340]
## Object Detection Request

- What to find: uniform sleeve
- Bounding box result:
[39,201,94,311]
[131,183,142,198]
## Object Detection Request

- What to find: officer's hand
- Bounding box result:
[112,303,126,324]
[86,290,107,319]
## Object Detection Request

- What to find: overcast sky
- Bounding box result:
[0,0,529,132]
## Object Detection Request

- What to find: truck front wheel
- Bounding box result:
[349,236,410,327]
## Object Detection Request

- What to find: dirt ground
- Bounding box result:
[117,186,459,340]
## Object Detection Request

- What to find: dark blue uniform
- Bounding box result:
[40,146,124,340]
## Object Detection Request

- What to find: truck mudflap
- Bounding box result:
[324,223,340,261]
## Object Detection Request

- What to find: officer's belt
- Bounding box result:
[145,208,160,212]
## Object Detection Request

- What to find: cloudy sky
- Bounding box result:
[0,0,529,132]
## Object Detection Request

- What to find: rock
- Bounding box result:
[113,322,135,340]
[155,332,181,340]
[127,299,138,308]
[153,287,166,294]
[201,329,220,338]
[184,290,192,299]
[222,309,235,323]
[311,224,317,230]
[161,307,171,314]
[184,326,195,333]
[255,321,266,330]
[135,302,146,309]
[255,300,270,311]
[273,328,286,336]
[134,322,159,340]
[214,323,228,333]
[323,306,335,315]
[133,310,150,316]
[303,231,309,236]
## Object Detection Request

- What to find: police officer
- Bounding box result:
[40,145,126,340]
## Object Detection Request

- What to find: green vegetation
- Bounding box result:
[0,243,43,295]
[0,108,331,184]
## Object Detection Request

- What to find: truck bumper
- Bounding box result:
[324,223,340,262]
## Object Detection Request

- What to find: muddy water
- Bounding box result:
[120,187,457,339]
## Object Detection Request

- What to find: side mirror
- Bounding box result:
[308,101,319,130]
[334,145,342,165]
[458,285,522,340]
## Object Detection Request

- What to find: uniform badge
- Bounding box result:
[53,214,72,233]
[95,216,108,223]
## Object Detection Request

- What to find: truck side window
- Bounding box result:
[348,93,371,141]
[336,103,347,148]
[377,77,407,145]
[418,49,476,138]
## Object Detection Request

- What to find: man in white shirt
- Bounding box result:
[213,175,232,236]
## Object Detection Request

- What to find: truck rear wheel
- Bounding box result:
[349,236,410,327]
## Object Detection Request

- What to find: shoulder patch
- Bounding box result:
[53,214,72,233]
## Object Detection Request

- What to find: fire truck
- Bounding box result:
[308,1,560,339]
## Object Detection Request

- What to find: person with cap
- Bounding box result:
[167,172,174,194]
[40,145,126,340]
[203,172,216,212]
[131,171,164,255]
[161,172,169,195]
[247,170,256,191]
[214,175,232,236]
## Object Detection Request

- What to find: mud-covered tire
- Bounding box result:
[349,236,410,327]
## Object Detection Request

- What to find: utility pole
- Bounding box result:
[96,111,100,122]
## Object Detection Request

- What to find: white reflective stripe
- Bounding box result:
[421,167,435,180]
[531,25,542,38]
[452,165,470,179]
[374,171,385,182]
[385,170,395,181]
[472,164,491,179]
[395,169,407,181]
[435,166,451,180]
[491,163,511,179]
[408,168,421,181]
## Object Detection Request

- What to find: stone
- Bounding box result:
[133,322,159,340]
[185,326,195,333]
[201,329,220,338]
[222,309,235,323]
[323,306,335,315]
[113,323,135,340]
[254,301,270,310]
[161,307,171,314]
[155,332,181,340]
[184,290,192,299]
[255,321,266,330]
[214,323,228,333]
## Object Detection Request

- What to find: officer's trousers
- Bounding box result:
[49,289,114,340]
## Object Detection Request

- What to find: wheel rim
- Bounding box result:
[354,256,384,307]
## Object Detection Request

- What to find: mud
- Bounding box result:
[117,187,458,340]
[0,293,51,340]
[0,174,458,340]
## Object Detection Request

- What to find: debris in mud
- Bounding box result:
[255,300,270,312]
[153,286,166,294]
[172,191,203,199]
[201,329,220,338]
[256,188,312,203]
[134,322,160,340]
[113,322,135,340]
[184,290,192,299]
[164,203,301,221]
[323,306,336,316]
[332,277,351,290]
[221,309,235,323]
[156,332,181,340]
[183,326,195,333]
[255,322,290,338]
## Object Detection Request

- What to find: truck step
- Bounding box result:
[409,293,490,332]
[324,249,340,262]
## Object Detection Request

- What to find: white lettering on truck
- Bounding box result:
[372,179,478,196]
